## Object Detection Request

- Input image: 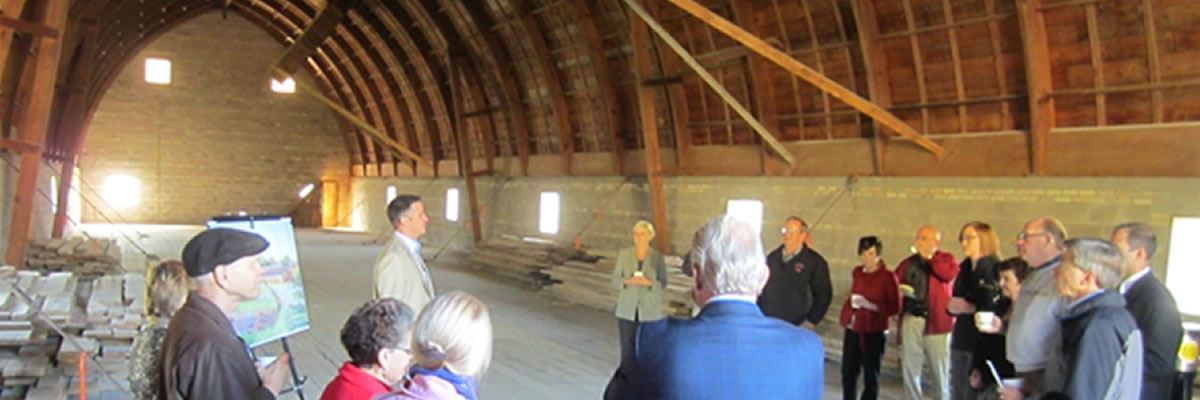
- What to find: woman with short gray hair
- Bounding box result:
[611,220,668,365]
[321,298,416,400]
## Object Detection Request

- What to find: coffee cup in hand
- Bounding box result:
[851,294,866,309]
[975,311,996,331]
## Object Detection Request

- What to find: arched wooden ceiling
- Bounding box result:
[28,0,1200,176]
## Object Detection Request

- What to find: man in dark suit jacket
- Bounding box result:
[604,215,825,400]
[1113,223,1183,400]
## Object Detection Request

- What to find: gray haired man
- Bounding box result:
[1028,238,1143,400]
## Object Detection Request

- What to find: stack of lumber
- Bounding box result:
[76,273,146,397]
[0,268,145,398]
[24,238,123,278]
[465,236,564,287]
[465,236,696,316]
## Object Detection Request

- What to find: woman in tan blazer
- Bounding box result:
[611,220,668,365]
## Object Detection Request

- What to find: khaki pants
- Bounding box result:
[902,315,951,400]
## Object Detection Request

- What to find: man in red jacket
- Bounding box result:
[897,225,959,400]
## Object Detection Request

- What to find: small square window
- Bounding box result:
[271,77,296,94]
[539,192,560,234]
[445,188,460,222]
[103,175,141,208]
[145,58,171,84]
[725,199,764,234]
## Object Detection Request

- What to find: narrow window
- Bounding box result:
[445,188,460,222]
[539,192,561,234]
[1166,217,1200,316]
[725,199,764,234]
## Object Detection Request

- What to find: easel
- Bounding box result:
[254,337,309,399]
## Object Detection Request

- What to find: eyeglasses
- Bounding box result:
[780,227,803,235]
[1016,232,1049,241]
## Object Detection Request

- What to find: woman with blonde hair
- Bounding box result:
[947,221,1003,400]
[130,260,189,400]
[383,291,492,400]
[610,220,668,365]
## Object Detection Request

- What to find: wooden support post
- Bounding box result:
[459,62,496,172]
[1016,0,1055,174]
[623,0,797,166]
[51,158,73,238]
[851,0,893,176]
[0,0,29,108]
[450,58,482,243]
[1085,3,1106,126]
[631,1,670,254]
[641,1,692,169]
[6,0,68,266]
[1142,0,1162,123]
[663,0,946,158]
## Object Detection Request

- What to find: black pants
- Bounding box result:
[618,315,639,366]
[842,329,886,400]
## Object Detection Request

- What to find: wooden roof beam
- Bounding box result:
[271,0,347,81]
[662,0,946,159]
[458,1,533,175]
[511,0,574,175]
[623,0,796,166]
[851,0,894,175]
[572,1,623,175]
[1016,0,1054,174]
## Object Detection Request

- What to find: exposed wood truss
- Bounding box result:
[662,0,946,159]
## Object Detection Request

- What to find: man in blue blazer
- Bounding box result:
[604,214,825,400]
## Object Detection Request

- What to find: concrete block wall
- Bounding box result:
[79,11,348,225]
[351,175,1200,292]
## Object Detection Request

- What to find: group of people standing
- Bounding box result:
[123,188,1186,400]
[603,214,1185,400]
[127,194,494,400]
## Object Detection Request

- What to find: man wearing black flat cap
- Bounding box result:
[158,228,291,399]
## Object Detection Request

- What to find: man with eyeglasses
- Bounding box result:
[757,216,832,330]
[1004,217,1068,398]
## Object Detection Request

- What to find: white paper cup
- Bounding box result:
[975,311,996,330]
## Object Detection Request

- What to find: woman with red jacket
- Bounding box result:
[839,236,900,400]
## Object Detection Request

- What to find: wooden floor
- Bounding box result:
[78,225,907,399]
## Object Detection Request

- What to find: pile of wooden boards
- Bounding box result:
[24,238,123,278]
[0,267,146,398]
[466,236,696,317]
[465,236,566,288]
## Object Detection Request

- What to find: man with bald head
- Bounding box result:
[1005,217,1067,397]
[896,225,958,400]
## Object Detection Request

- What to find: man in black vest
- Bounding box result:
[757,216,832,329]
[1112,222,1183,400]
